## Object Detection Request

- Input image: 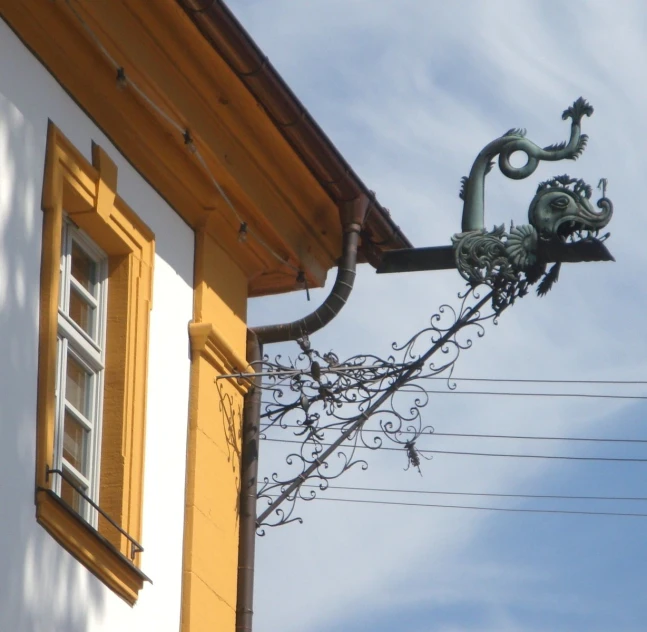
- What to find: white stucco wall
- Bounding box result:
[0,18,193,632]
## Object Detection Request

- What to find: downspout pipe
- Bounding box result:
[236,330,262,632]
[236,193,369,631]
[252,194,370,345]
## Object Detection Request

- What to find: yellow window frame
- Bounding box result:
[35,122,154,605]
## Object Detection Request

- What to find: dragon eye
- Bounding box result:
[550,195,570,209]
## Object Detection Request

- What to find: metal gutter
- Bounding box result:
[252,195,369,345]
[177,0,413,259]
[235,195,368,631]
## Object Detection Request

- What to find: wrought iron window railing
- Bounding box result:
[44,466,144,561]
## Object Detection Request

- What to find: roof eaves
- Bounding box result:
[177,0,414,261]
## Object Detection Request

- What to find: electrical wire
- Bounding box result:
[263,425,647,444]
[64,0,300,274]
[64,0,120,69]
[419,376,647,385]
[394,389,647,400]
[220,367,647,385]
[258,388,647,428]
[192,150,298,271]
[260,389,647,404]
[262,495,647,518]
[261,437,647,463]
[297,484,647,502]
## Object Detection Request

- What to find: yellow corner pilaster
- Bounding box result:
[181,227,249,632]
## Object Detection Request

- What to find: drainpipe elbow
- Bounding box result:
[251,193,370,345]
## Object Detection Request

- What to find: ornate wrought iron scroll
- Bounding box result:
[255,285,500,532]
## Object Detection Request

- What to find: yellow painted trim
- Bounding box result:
[188,322,252,392]
[181,229,248,631]
[36,490,148,606]
[35,123,155,605]
[0,0,343,295]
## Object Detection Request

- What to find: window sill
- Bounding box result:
[35,489,151,605]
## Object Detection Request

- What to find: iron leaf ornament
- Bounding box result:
[379,98,614,312]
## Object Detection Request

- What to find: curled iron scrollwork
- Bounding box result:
[255,283,501,532]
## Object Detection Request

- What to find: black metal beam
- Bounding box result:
[376,240,614,275]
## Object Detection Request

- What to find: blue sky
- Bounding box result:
[231,1,647,630]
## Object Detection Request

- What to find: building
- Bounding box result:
[0,1,410,631]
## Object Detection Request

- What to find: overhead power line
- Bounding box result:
[263,495,647,518]
[298,484,647,502]
[262,438,647,463]
[228,367,647,385]
[264,425,647,444]
[367,389,647,400]
[419,377,647,385]
[234,366,647,385]
[262,390,647,407]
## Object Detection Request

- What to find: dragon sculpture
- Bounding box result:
[377,97,614,312]
[452,97,613,310]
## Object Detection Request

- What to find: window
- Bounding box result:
[52,219,108,525]
[35,123,155,605]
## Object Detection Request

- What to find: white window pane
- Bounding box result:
[65,354,91,416]
[71,240,97,294]
[55,218,107,526]
[69,287,95,336]
[60,476,82,513]
[63,410,88,473]
[60,467,88,515]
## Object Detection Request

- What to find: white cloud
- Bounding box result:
[233,1,647,630]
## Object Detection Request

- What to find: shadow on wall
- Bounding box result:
[216,380,243,516]
[0,94,107,631]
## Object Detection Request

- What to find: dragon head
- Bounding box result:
[528,175,613,243]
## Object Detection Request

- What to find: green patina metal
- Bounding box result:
[453,98,613,310]
[379,98,614,312]
[459,97,594,232]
